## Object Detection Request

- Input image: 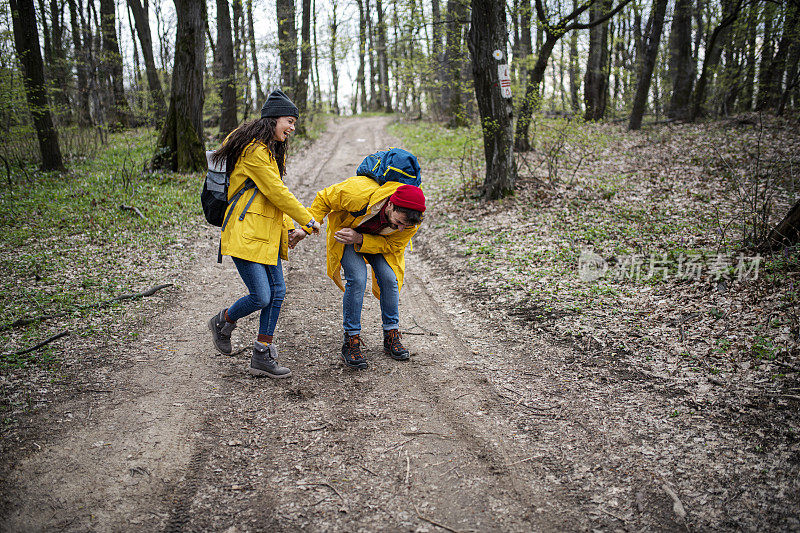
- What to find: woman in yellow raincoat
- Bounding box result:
[208,89,320,379]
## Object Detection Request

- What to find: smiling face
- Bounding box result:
[273,116,296,142]
[386,202,412,230]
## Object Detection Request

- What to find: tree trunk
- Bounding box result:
[376,0,392,112]
[755,2,776,110]
[67,0,92,126]
[367,0,378,110]
[329,4,340,114]
[778,31,800,115]
[127,0,167,123]
[152,0,205,172]
[100,0,132,128]
[690,0,741,120]
[10,0,64,171]
[666,0,694,120]
[520,0,532,87]
[48,0,72,120]
[514,0,633,150]
[441,0,466,121]
[429,0,442,116]
[356,0,368,113]
[296,0,311,125]
[757,3,799,111]
[277,0,297,93]
[216,0,237,136]
[739,2,757,111]
[246,0,264,107]
[468,0,516,199]
[584,0,612,120]
[759,199,800,252]
[569,0,580,112]
[629,0,668,130]
[312,0,322,111]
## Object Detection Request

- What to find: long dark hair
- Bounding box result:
[212,117,288,177]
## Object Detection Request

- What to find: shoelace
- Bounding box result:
[386,331,403,350]
[346,336,364,360]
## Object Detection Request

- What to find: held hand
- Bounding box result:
[334,228,363,245]
[310,219,322,235]
[288,229,307,248]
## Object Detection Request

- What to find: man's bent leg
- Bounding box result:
[367,254,409,361]
[366,253,400,331]
[340,245,369,369]
[341,244,368,335]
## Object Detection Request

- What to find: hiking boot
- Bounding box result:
[249,341,292,378]
[341,333,368,370]
[383,329,410,361]
[209,309,236,355]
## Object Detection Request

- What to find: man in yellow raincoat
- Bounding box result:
[291,177,426,369]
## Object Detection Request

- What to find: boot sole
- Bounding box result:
[208,317,233,356]
[340,353,368,370]
[384,348,410,361]
[249,367,292,378]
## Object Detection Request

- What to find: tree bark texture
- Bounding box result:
[277,0,297,93]
[216,0,237,136]
[468,0,516,199]
[759,199,800,252]
[666,0,695,120]
[10,0,64,171]
[152,0,205,172]
[628,0,668,130]
[127,0,167,123]
[100,0,132,128]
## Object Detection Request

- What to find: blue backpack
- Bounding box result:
[356,147,422,187]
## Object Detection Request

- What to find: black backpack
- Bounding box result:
[201,150,256,228]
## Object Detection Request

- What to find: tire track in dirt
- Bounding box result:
[165,116,576,531]
[0,232,234,531]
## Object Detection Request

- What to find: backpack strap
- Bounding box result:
[217,151,256,263]
[349,204,368,218]
[220,179,256,231]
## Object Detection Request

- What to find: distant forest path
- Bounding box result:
[1,116,795,532]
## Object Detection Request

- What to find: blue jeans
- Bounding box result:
[226,257,286,337]
[340,244,399,335]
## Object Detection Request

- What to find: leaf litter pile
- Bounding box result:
[398,113,799,444]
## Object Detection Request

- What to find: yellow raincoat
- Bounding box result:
[308,175,420,298]
[220,141,314,265]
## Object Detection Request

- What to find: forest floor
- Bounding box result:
[1,115,799,532]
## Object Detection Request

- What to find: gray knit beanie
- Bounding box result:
[261,89,299,119]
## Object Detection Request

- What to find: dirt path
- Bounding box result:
[1,117,796,532]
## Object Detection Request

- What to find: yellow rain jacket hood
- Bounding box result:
[308,175,421,298]
[220,141,314,265]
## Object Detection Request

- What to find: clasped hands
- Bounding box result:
[288,219,322,249]
[288,224,365,249]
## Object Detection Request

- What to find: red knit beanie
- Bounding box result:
[389,185,426,212]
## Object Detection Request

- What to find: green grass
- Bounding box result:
[0,127,201,370]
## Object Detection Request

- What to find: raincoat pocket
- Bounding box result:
[241,210,276,243]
